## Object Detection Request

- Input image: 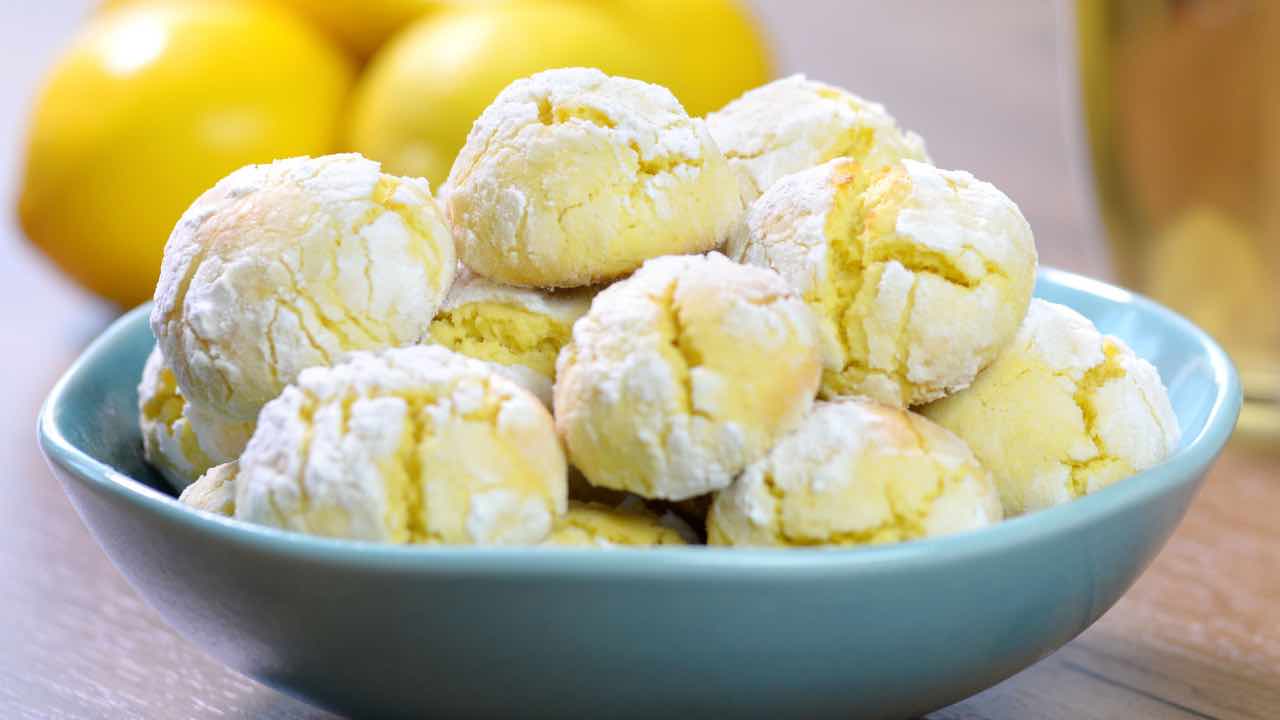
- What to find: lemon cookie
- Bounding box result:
[707,74,928,202]
[921,299,1180,516]
[731,157,1037,406]
[708,398,1002,547]
[152,153,455,421]
[429,265,594,405]
[444,67,741,288]
[235,345,567,544]
[554,252,821,501]
[179,461,239,517]
[138,347,253,491]
[543,499,691,547]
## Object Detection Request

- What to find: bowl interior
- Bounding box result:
[40,267,1240,563]
[45,302,170,497]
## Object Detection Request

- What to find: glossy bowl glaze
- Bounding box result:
[38,269,1240,720]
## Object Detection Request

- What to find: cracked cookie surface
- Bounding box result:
[179,461,239,517]
[921,299,1181,516]
[731,157,1037,407]
[151,153,455,422]
[138,347,254,491]
[708,398,1002,547]
[443,68,742,288]
[553,252,821,501]
[235,345,567,545]
[707,74,929,203]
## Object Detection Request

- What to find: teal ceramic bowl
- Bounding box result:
[39,268,1239,720]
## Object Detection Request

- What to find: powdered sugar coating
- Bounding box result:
[709,398,1002,546]
[179,461,239,517]
[444,68,742,288]
[922,299,1181,515]
[152,154,455,421]
[731,157,1037,406]
[138,347,254,491]
[235,345,567,545]
[707,74,929,202]
[554,252,821,501]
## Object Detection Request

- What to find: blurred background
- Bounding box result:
[2,0,1100,308]
[2,0,1123,410]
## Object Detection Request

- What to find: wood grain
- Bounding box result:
[1,1,1275,718]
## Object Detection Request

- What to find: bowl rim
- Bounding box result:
[37,267,1242,579]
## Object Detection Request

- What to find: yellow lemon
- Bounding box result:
[271,0,440,58]
[18,1,354,307]
[345,1,665,187]
[599,0,773,117]
[100,0,438,59]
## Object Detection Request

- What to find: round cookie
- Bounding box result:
[554,252,821,501]
[138,347,254,491]
[921,299,1180,516]
[235,345,567,545]
[730,157,1037,407]
[708,398,1002,547]
[179,461,239,517]
[707,74,928,202]
[429,265,594,405]
[152,153,456,421]
[443,67,741,288]
[543,500,692,548]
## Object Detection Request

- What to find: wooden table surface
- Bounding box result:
[1,2,1276,718]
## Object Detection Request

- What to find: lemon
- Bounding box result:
[345,1,665,187]
[600,0,773,117]
[271,0,440,58]
[100,0,439,59]
[18,1,354,307]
